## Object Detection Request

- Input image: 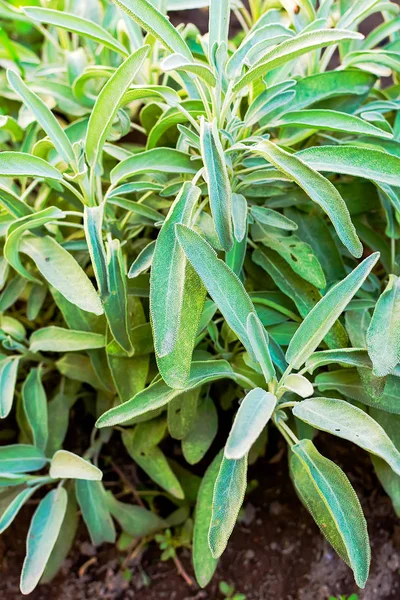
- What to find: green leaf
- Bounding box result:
[175,225,257,360]
[4,207,65,284]
[30,327,105,353]
[96,359,233,427]
[86,46,150,166]
[22,367,48,452]
[280,373,314,398]
[19,235,103,316]
[20,487,68,595]
[290,439,370,588]
[209,0,230,53]
[75,480,116,546]
[225,389,276,459]
[0,356,19,418]
[0,485,40,535]
[7,69,76,165]
[168,388,200,440]
[113,0,192,59]
[200,118,233,251]
[305,348,372,373]
[41,487,78,584]
[293,397,400,475]
[246,312,275,383]
[233,29,363,92]
[0,152,62,181]
[286,253,379,369]
[103,238,133,354]
[250,140,362,257]
[83,204,109,298]
[231,192,247,243]
[161,53,217,87]
[110,148,201,185]
[193,450,223,587]
[182,396,218,464]
[107,492,166,537]
[297,145,400,187]
[209,455,247,558]
[24,7,129,56]
[276,109,393,139]
[0,183,32,218]
[367,275,400,377]
[151,182,201,356]
[253,248,348,350]
[123,426,184,499]
[128,241,156,278]
[0,444,46,473]
[251,206,297,231]
[49,450,102,481]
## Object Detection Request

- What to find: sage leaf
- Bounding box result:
[86,45,150,167]
[49,450,102,481]
[20,487,68,595]
[293,397,400,475]
[225,389,276,459]
[0,444,47,473]
[0,356,19,418]
[175,225,257,360]
[250,140,362,257]
[22,367,48,453]
[246,312,276,383]
[286,253,379,369]
[30,327,106,353]
[193,450,223,587]
[290,439,370,588]
[209,455,247,558]
[367,275,400,376]
[76,480,116,546]
[200,118,234,251]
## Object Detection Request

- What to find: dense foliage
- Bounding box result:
[1,0,400,594]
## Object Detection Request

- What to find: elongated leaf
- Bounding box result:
[49,450,102,481]
[86,46,149,166]
[161,54,217,87]
[176,225,257,359]
[30,327,105,353]
[128,241,156,278]
[246,312,275,383]
[96,360,233,427]
[75,480,116,546]
[367,275,400,377]
[233,29,363,92]
[250,140,362,257]
[151,182,201,356]
[286,253,379,369]
[293,398,400,475]
[306,348,372,373]
[0,485,39,535]
[200,118,233,251]
[193,450,223,588]
[107,492,166,537]
[24,7,129,56]
[111,148,201,185]
[8,70,75,165]
[20,235,103,316]
[84,204,109,298]
[22,368,48,452]
[0,444,46,473]
[209,455,247,558]
[0,357,19,418]
[20,487,68,595]
[276,109,393,139]
[251,206,297,231]
[0,152,62,181]
[0,183,32,218]
[225,389,276,459]
[182,396,218,464]
[114,0,192,59]
[209,0,230,53]
[280,373,314,398]
[290,439,370,588]
[297,146,400,187]
[4,207,65,284]
[103,239,132,353]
